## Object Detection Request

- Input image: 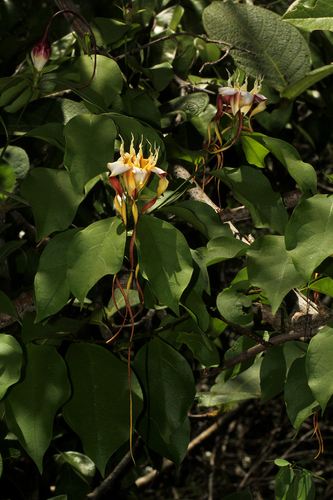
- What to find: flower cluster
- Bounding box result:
[108,135,168,224]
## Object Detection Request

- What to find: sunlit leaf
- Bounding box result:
[0,334,23,400]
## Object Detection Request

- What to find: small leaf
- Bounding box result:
[213,166,288,235]
[0,290,20,323]
[275,459,291,467]
[217,280,253,326]
[285,194,333,281]
[203,1,310,91]
[0,240,25,263]
[222,488,253,500]
[64,114,117,193]
[241,135,269,168]
[306,323,333,413]
[5,344,71,473]
[283,0,333,31]
[136,215,193,315]
[197,359,262,407]
[63,343,143,475]
[198,236,248,267]
[275,466,294,500]
[34,229,81,322]
[67,218,126,305]
[133,338,195,444]
[284,357,320,431]
[20,168,84,242]
[176,331,220,367]
[247,235,305,314]
[0,334,23,400]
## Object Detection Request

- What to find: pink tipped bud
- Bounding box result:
[31,35,51,71]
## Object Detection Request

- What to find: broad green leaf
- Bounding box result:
[0,162,15,201]
[198,236,248,267]
[0,291,20,323]
[63,343,143,475]
[67,218,126,305]
[20,168,84,242]
[260,342,307,404]
[64,114,117,193]
[241,135,269,168]
[122,89,161,129]
[136,215,193,314]
[287,472,315,500]
[203,2,310,91]
[176,331,220,367]
[213,166,288,234]
[0,240,25,262]
[280,65,333,100]
[5,344,71,473]
[74,55,123,108]
[91,18,131,45]
[306,323,333,413]
[223,336,258,382]
[159,200,232,240]
[197,359,262,407]
[308,277,333,298]
[244,134,317,196]
[284,357,320,431]
[34,229,81,322]
[21,312,83,344]
[222,488,253,500]
[159,93,209,127]
[0,334,23,399]
[247,236,305,314]
[0,146,29,180]
[285,194,333,281]
[24,123,65,150]
[283,0,333,31]
[217,280,253,326]
[133,338,195,444]
[57,451,95,483]
[181,253,210,331]
[147,62,174,92]
[275,466,294,500]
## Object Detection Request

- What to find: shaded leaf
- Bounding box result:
[63,343,143,476]
[198,236,248,267]
[217,280,253,326]
[283,0,333,31]
[176,331,220,367]
[67,218,126,305]
[0,334,23,400]
[203,1,310,91]
[5,344,71,473]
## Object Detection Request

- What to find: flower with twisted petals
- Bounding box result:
[107,135,168,224]
[218,73,267,131]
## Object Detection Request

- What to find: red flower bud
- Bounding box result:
[31,34,51,71]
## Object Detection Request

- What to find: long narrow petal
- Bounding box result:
[151,166,167,178]
[107,161,132,176]
[109,176,123,197]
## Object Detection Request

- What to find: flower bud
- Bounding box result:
[31,35,51,71]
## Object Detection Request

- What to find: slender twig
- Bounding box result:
[219,314,273,348]
[114,32,254,61]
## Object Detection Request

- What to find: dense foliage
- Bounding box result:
[1,0,333,498]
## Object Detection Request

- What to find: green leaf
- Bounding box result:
[217,280,253,326]
[284,356,320,431]
[0,240,26,262]
[0,334,23,400]
[213,166,288,234]
[63,343,143,476]
[5,344,71,473]
[67,218,126,305]
[260,342,307,404]
[223,336,258,382]
[176,331,220,367]
[136,215,193,315]
[247,235,305,314]
[159,93,209,127]
[275,466,294,500]
[280,64,333,100]
[0,291,20,323]
[198,236,248,267]
[34,229,81,322]
[285,194,333,281]
[244,134,317,196]
[287,472,315,500]
[0,145,29,180]
[21,312,83,344]
[241,135,269,168]
[275,459,291,467]
[283,0,333,31]
[63,114,117,193]
[74,55,123,108]
[0,162,15,201]
[308,276,333,298]
[133,338,195,444]
[159,200,232,240]
[91,18,131,45]
[306,323,333,413]
[57,451,95,484]
[24,123,65,150]
[222,488,253,500]
[122,89,161,129]
[203,1,310,91]
[197,359,262,407]
[20,168,84,242]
